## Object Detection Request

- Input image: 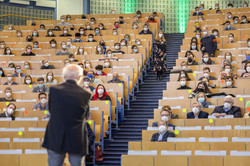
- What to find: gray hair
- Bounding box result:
[192,102,202,108]
[224,95,234,103]
[62,64,83,81]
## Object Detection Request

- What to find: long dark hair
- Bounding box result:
[193,81,211,93]
[202,52,213,64]
[178,70,191,81]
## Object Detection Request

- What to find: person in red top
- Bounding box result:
[146,15,157,23]
[91,84,111,101]
[95,65,107,76]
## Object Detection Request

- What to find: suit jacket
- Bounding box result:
[211,105,242,118]
[42,80,91,155]
[187,110,209,119]
[150,131,175,142]
[0,112,15,120]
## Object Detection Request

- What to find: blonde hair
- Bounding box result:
[155,30,166,42]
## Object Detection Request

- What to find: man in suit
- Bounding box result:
[0,103,16,120]
[152,109,176,129]
[212,95,242,118]
[150,120,175,142]
[42,64,91,166]
[187,102,209,119]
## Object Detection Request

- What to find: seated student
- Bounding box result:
[187,102,209,119]
[64,59,70,66]
[118,16,126,24]
[186,52,198,65]
[177,76,192,90]
[78,27,86,36]
[90,17,96,25]
[72,33,84,42]
[223,21,236,31]
[108,72,124,84]
[201,53,215,65]
[196,92,211,108]
[212,95,242,118]
[46,29,56,37]
[68,54,78,62]
[226,33,235,43]
[146,15,157,23]
[0,103,16,120]
[189,81,211,99]
[162,105,178,119]
[21,45,35,56]
[240,15,250,24]
[233,16,239,25]
[32,30,39,37]
[56,41,71,55]
[12,65,26,77]
[103,58,111,68]
[23,75,34,85]
[26,35,33,42]
[49,39,57,49]
[220,63,237,80]
[94,27,102,36]
[33,41,39,49]
[75,46,87,55]
[114,21,119,29]
[190,42,198,51]
[59,27,72,37]
[16,30,22,37]
[139,24,153,35]
[52,25,61,31]
[150,120,175,142]
[91,84,111,101]
[87,70,103,84]
[84,60,91,69]
[85,22,93,30]
[216,9,222,14]
[112,43,125,54]
[132,22,138,29]
[99,23,105,30]
[120,39,128,47]
[112,28,118,36]
[4,47,13,55]
[57,16,70,26]
[224,52,236,64]
[66,38,76,49]
[222,76,236,88]
[193,6,204,16]
[45,71,58,85]
[33,92,48,111]
[82,76,95,93]
[131,45,139,54]
[241,61,250,77]
[40,58,55,69]
[96,44,105,55]
[4,73,18,85]
[199,67,216,80]
[201,77,216,89]
[95,65,107,76]
[103,49,118,60]
[136,10,142,18]
[87,34,96,42]
[152,109,176,129]
[0,87,15,102]
[243,1,248,7]
[32,77,49,93]
[8,63,15,69]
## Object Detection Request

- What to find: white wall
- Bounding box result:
[56,0,83,20]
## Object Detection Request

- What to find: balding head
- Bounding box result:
[113,72,119,77]
[62,64,83,83]
[202,26,208,32]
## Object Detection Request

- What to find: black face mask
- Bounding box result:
[188,57,193,62]
[197,88,205,92]
[27,38,32,42]
[82,15,86,19]
[100,43,105,46]
[120,21,124,24]
[70,28,74,31]
[150,17,154,21]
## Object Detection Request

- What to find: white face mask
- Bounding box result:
[144,27,148,31]
[204,73,209,78]
[7,77,12,81]
[225,69,231,73]
[51,44,56,48]
[97,47,102,52]
[192,107,199,114]
[247,66,250,72]
[136,41,141,45]
[229,37,234,41]
[180,81,186,86]
[84,81,89,85]
[26,80,31,84]
[97,89,104,94]
[6,92,11,98]
[213,32,218,36]
[105,62,110,67]
[182,66,187,69]
[226,81,232,87]
[86,25,90,29]
[196,35,200,38]
[224,102,231,109]
[89,38,93,42]
[191,46,196,50]
[80,31,84,35]
[47,76,53,81]
[203,31,208,36]
[159,125,167,133]
[113,32,117,35]
[99,26,103,30]
[67,42,71,46]
[107,54,112,57]
[7,108,14,115]
[161,116,169,122]
[61,19,65,22]
[41,98,47,104]
[181,74,185,77]
[91,22,95,25]
[24,65,29,69]
[62,45,67,49]
[115,46,120,50]
[159,34,163,38]
[6,50,11,54]
[65,63,70,66]
[121,42,126,46]
[243,4,247,7]
[63,30,68,34]
[203,57,209,63]
[1,45,5,49]
[44,63,49,67]
[49,32,53,36]
[85,64,90,68]
[79,48,83,53]
[226,56,231,60]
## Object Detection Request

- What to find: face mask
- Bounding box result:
[51,44,56,48]
[7,77,12,81]
[225,69,231,73]
[27,49,31,53]
[215,6,219,9]
[17,33,21,37]
[226,56,231,60]
[0,71,3,75]
[191,46,196,50]
[7,108,14,115]
[91,22,95,25]
[181,74,185,77]
[97,47,102,52]
[203,58,209,63]
[226,81,232,87]
[48,32,53,36]
[44,63,49,67]
[213,32,218,36]
[224,102,231,109]
[203,31,207,36]
[133,26,138,29]
[159,125,167,133]
[39,98,46,104]
[242,19,246,23]
[9,27,12,30]
[26,80,31,84]
[1,45,5,49]
[80,31,84,35]
[161,116,169,122]
[70,28,74,31]
[24,65,29,69]
[97,88,104,94]
[86,26,91,29]
[188,57,193,62]
[204,73,209,78]
[84,81,89,85]
[62,45,66,49]
[199,18,203,21]
[200,7,203,10]
[229,37,234,41]
[182,66,186,69]
[113,32,117,35]
[244,4,247,7]
[34,45,38,48]
[40,28,44,30]
[38,84,43,88]
[65,63,70,66]
[137,14,141,17]
[79,48,83,53]
[69,58,74,62]
[227,25,231,29]
[47,76,53,80]
[228,15,232,19]
[99,26,103,30]
[125,38,129,42]
[6,50,11,54]
[86,64,90,68]
[196,35,200,38]
[89,38,93,42]
[115,25,119,28]
[107,54,112,57]
[97,70,102,75]
[121,42,126,46]
[61,19,65,22]
[192,107,199,114]
[134,49,138,53]
[96,31,99,34]
[105,62,110,67]
[67,42,71,46]
[6,92,11,98]
[159,34,163,38]
[115,46,120,50]
[247,67,250,72]
[67,18,71,20]
[16,69,21,73]
[64,30,68,34]
[136,41,141,45]
[100,43,105,46]
[180,81,186,86]
[33,32,37,36]
[228,6,232,8]
[198,97,205,103]
[234,21,238,24]
[143,27,148,31]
